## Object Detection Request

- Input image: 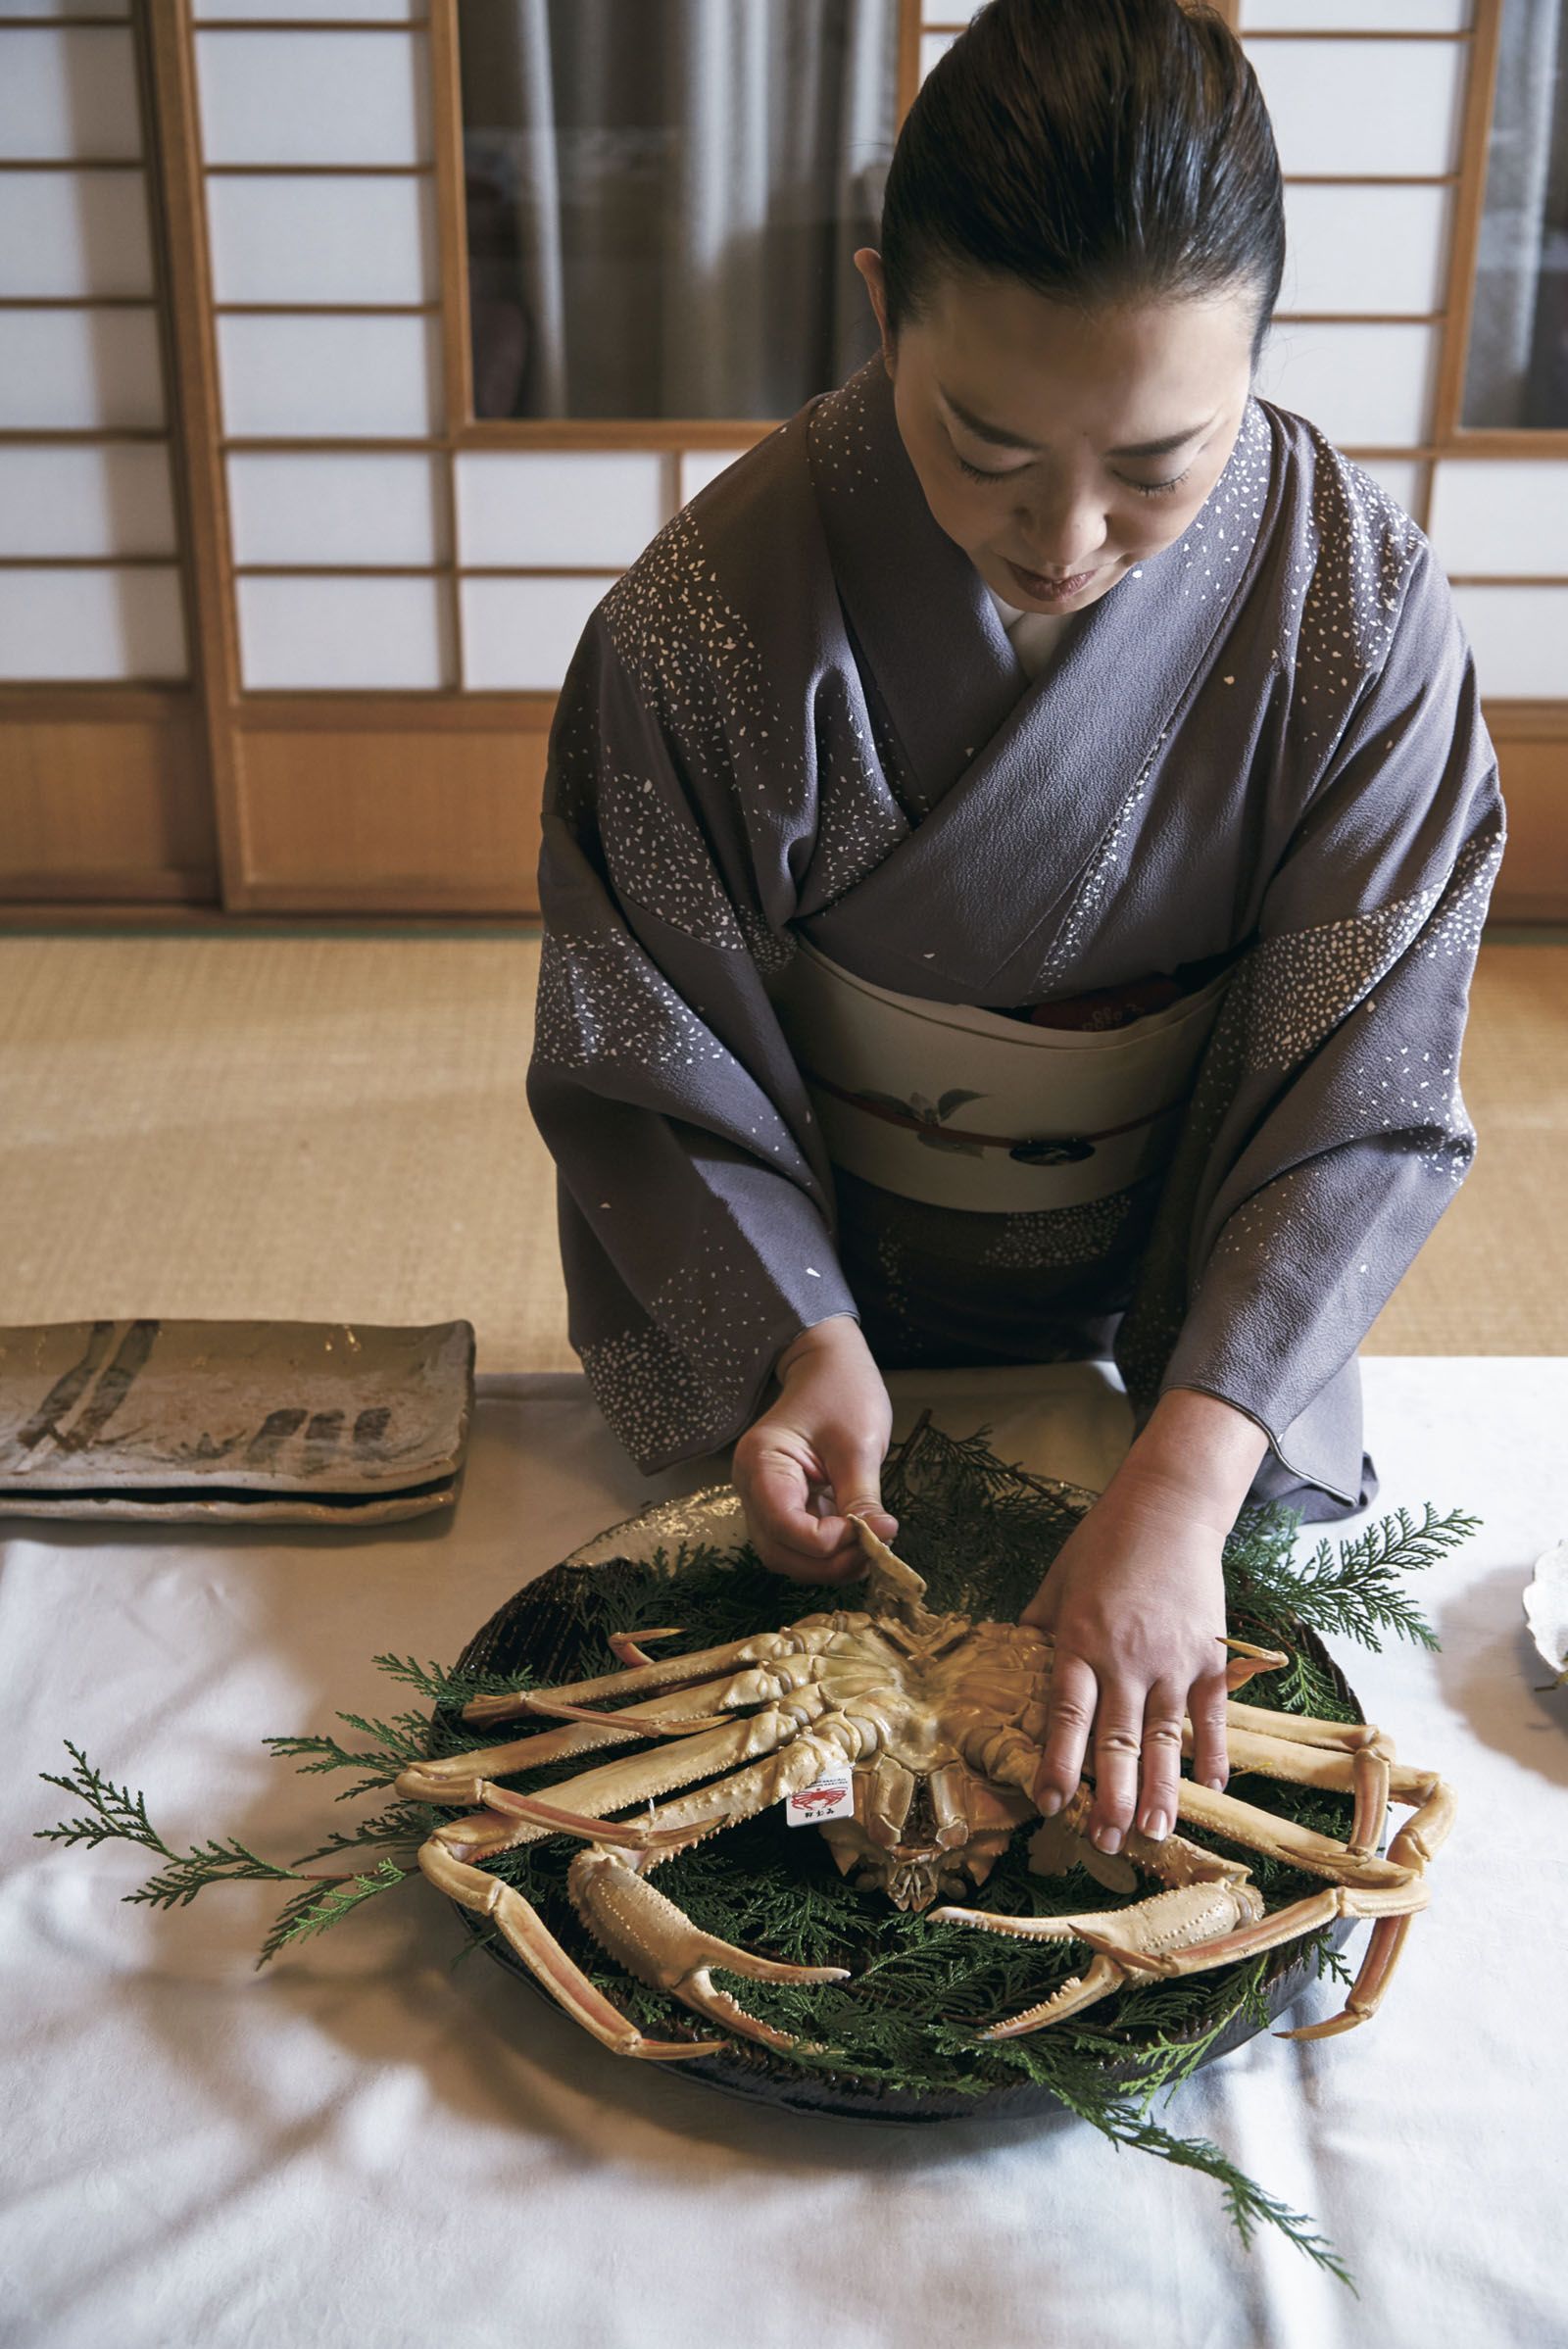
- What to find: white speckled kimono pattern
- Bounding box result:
[527,351,1503,1516]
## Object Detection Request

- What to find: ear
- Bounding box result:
[853,247,897,376]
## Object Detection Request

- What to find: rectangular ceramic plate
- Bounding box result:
[0,1317,474,1521]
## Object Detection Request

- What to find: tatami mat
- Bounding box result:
[0,932,1562,1363]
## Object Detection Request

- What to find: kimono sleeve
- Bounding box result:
[526,618,858,1474]
[1117,540,1506,1507]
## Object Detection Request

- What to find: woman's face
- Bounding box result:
[853,251,1258,616]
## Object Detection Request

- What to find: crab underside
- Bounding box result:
[395,1522,1451,2063]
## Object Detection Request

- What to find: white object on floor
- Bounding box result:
[1523,1534,1568,1682]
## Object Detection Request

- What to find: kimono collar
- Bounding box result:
[805,353,1282,997]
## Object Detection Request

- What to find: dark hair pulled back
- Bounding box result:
[879,0,1284,370]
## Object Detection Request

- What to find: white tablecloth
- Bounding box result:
[2,1359,1563,2349]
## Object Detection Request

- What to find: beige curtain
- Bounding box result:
[459,0,899,420]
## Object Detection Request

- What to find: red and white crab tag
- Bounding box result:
[784,1764,855,1826]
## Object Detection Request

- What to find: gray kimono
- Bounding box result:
[528,352,1504,1519]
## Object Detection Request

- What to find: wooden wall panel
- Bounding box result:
[234,720,548,913]
[1490,715,1568,923]
[0,695,215,902]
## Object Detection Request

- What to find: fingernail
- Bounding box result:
[1091,1824,1123,1854]
[1204,1773,1227,1793]
[1138,1807,1169,1842]
[1038,1788,1063,1818]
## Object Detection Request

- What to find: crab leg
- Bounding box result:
[1385,1768,1454,1872]
[1212,1724,1392,1858]
[1220,1638,1290,1692]
[935,1823,1259,2031]
[1004,1880,1426,2038]
[1223,1700,1393,1750]
[396,1673,766,1801]
[400,1697,822,1852]
[608,1628,683,1667]
[449,1721,864,2051]
[1276,1913,1414,2040]
[416,1829,723,2062]
[461,1625,855,1728]
[1174,1780,1414,1890]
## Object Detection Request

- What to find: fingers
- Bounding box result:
[811,1432,895,1557]
[741,1455,862,1582]
[1187,1668,1231,1795]
[1087,1685,1144,1854]
[1033,1651,1097,1820]
[734,1429,895,1585]
[1134,1681,1188,1845]
[1037,1663,1228,1850]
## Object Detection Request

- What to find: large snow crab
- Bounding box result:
[397,1519,1451,2062]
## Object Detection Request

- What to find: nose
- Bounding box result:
[1013,483,1107,576]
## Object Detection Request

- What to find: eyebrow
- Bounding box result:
[939,386,1216,460]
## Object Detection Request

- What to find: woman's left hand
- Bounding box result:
[1019,1389,1269,1851]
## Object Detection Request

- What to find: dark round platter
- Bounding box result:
[442,1481,1363,2126]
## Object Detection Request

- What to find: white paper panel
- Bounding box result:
[216,315,439,439]
[0,169,153,299]
[1280,184,1450,316]
[679,449,749,506]
[461,575,608,692]
[0,1,129,14]
[1428,463,1568,576]
[1255,322,1438,446]
[1449,587,1568,698]
[0,444,174,557]
[227,452,445,565]
[195,29,428,167]
[238,574,450,688]
[455,453,666,568]
[1243,2,1468,25]
[0,565,185,679]
[1245,39,1464,178]
[197,0,418,16]
[0,308,163,429]
[919,33,956,80]
[919,3,979,20]
[0,26,141,160]
[1348,457,1427,521]
[206,173,435,306]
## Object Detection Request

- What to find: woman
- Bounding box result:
[527,0,1502,1865]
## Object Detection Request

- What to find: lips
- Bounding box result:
[1007,559,1100,599]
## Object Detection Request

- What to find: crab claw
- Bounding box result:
[569,1847,850,2053]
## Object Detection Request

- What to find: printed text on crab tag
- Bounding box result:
[785,1765,855,1826]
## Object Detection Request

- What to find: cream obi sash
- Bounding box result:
[771,936,1229,1213]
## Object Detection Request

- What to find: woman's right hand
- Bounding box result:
[732,1314,898,1583]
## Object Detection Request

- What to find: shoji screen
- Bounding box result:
[0,2,1558,918]
[1238,0,1565,918]
[0,3,214,904]
[192,2,760,911]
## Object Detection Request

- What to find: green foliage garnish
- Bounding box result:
[36,1417,1480,2289]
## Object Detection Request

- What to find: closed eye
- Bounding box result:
[955,452,1194,497]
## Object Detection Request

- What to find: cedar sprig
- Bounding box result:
[1225,1501,1480,1652]
[36,1740,172,1859]
[36,1741,302,1906]
[289,1800,436,1868]
[256,1859,410,1968]
[264,1707,433,1799]
[370,1653,543,1706]
[1057,2075,1355,2287]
